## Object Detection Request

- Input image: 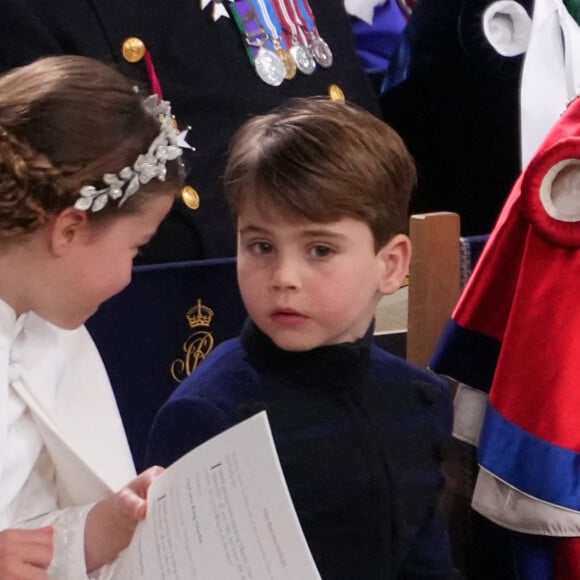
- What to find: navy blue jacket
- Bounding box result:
[146,320,455,579]
[0,0,380,262]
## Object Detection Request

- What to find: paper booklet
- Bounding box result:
[114,412,321,579]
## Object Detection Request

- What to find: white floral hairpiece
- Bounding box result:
[74,95,193,213]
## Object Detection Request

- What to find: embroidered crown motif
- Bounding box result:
[186,299,215,329]
[74,95,192,212]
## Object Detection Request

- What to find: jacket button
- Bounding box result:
[181,185,200,210]
[122,37,146,63]
[328,84,345,102]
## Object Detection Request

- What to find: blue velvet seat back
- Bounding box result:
[459,234,489,288]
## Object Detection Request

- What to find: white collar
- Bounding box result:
[0,298,20,528]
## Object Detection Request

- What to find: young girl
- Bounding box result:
[0,55,187,579]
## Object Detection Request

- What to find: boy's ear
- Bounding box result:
[377,234,411,295]
[48,207,90,256]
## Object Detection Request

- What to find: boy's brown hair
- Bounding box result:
[224,97,416,250]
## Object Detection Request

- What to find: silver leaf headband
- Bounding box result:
[74,94,193,213]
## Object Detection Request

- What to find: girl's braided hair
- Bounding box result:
[0,125,64,236]
[0,55,182,241]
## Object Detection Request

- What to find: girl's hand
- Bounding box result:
[84,465,164,573]
[0,527,54,580]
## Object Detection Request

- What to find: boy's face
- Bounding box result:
[236,201,399,352]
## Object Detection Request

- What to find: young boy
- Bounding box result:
[146,97,455,579]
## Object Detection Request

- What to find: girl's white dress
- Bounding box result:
[0,297,135,579]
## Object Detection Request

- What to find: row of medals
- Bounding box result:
[254,34,333,86]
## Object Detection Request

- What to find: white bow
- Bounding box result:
[343,0,387,25]
[482,0,532,57]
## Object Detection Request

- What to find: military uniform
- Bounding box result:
[0,0,380,262]
[380,0,534,237]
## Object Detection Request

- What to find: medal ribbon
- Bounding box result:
[272,0,299,46]
[251,0,286,49]
[291,0,332,68]
[143,49,163,99]
[228,0,268,63]
[297,0,317,28]
[289,0,318,40]
[273,0,308,48]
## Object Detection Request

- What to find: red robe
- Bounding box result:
[432,95,580,577]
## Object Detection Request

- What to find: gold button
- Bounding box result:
[122,37,146,63]
[328,84,345,102]
[181,186,200,210]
